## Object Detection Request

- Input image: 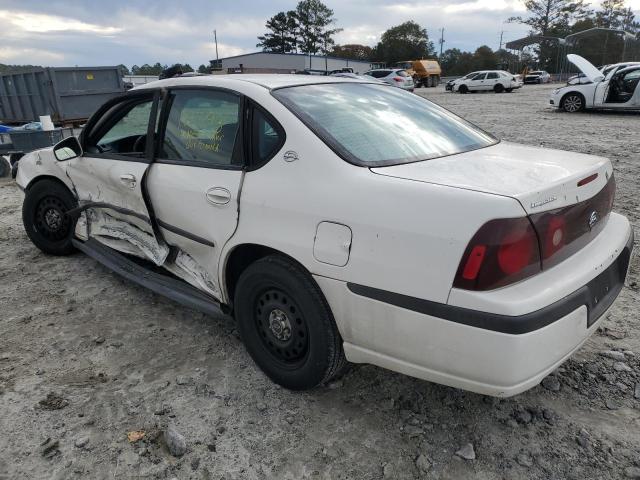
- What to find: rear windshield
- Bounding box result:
[366,70,391,78]
[272,83,496,166]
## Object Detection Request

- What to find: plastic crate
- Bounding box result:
[8,128,74,152]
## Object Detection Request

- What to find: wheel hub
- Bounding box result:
[35,196,70,240]
[44,208,63,231]
[255,289,309,364]
[268,308,291,341]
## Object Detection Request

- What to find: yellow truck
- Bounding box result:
[396,60,442,88]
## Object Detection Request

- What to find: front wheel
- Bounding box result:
[22,179,77,255]
[561,93,585,113]
[234,255,347,390]
[458,84,468,94]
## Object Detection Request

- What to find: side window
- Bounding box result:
[161,90,240,167]
[90,99,154,156]
[251,107,284,166]
[471,73,486,80]
[486,72,499,79]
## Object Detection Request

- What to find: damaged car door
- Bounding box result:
[594,67,640,108]
[65,90,168,265]
[144,88,245,299]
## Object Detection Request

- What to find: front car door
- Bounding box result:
[595,67,640,108]
[66,90,169,265]
[468,73,487,91]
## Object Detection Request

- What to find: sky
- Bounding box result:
[1,0,638,67]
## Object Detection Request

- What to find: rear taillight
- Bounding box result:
[455,174,616,291]
[530,174,615,270]
[454,217,541,291]
[393,77,404,82]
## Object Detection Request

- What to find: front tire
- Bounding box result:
[459,84,468,94]
[561,93,585,113]
[234,255,347,390]
[22,179,77,255]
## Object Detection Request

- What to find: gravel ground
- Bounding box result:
[1,83,639,480]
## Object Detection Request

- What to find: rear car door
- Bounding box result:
[485,72,499,89]
[65,90,168,265]
[144,88,248,298]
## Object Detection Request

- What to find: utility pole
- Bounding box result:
[213,30,219,69]
[499,30,504,51]
[438,28,445,59]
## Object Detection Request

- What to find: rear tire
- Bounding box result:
[494,83,505,93]
[22,179,77,255]
[459,84,468,94]
[234,254,347,390]
[0,157,9,178]
[561,93,585,113]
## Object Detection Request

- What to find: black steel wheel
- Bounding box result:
[254,288,309,366]
[22,179,77,255]
[459,84,468,94]
[234,254,347,390]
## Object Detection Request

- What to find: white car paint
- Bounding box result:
[452,70,521,93]
[16,74,633,396]
[550,54,640,112]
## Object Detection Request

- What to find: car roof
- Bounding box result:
[133,74,376,91]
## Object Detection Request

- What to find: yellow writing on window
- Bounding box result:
[179,124,224,153]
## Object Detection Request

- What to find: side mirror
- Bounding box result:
[53,136,82,161]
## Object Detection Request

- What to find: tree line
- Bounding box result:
[509,0,639,70]
[257,0,639,73]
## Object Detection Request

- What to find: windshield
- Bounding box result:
[273,83,497,167]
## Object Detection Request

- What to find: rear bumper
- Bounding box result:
[315,215,633,397]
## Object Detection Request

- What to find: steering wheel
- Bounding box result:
[133,134,147,153]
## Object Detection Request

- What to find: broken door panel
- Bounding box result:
[64,157,168,265]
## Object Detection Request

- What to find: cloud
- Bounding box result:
[0,9,121,35]
[0,46,64,62]
[0,0,635,67]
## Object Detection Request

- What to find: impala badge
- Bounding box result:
[283,151,299,162]
[588,211,599,229]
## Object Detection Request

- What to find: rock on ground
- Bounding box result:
[455,443,476,461]
[164,425,187,457]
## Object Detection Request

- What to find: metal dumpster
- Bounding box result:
[0,67,125,124]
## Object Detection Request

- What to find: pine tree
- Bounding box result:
[257,11,298,53]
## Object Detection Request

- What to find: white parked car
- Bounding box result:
[363,69,414,91]
[452,70,522,93]
[551,54,640,112]
[524,70,551,84]
[17,75,633,396]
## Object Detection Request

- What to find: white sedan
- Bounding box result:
[551,54,640,112]
[452,70,522,93]
[17,75,633,396]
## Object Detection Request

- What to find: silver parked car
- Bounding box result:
[364,69,414,91]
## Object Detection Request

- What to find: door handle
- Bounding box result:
[206,187,231,205]
[119,174,136,188]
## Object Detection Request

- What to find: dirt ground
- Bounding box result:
[1,83,639,480]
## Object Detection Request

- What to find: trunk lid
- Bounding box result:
[370,141,612,214]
